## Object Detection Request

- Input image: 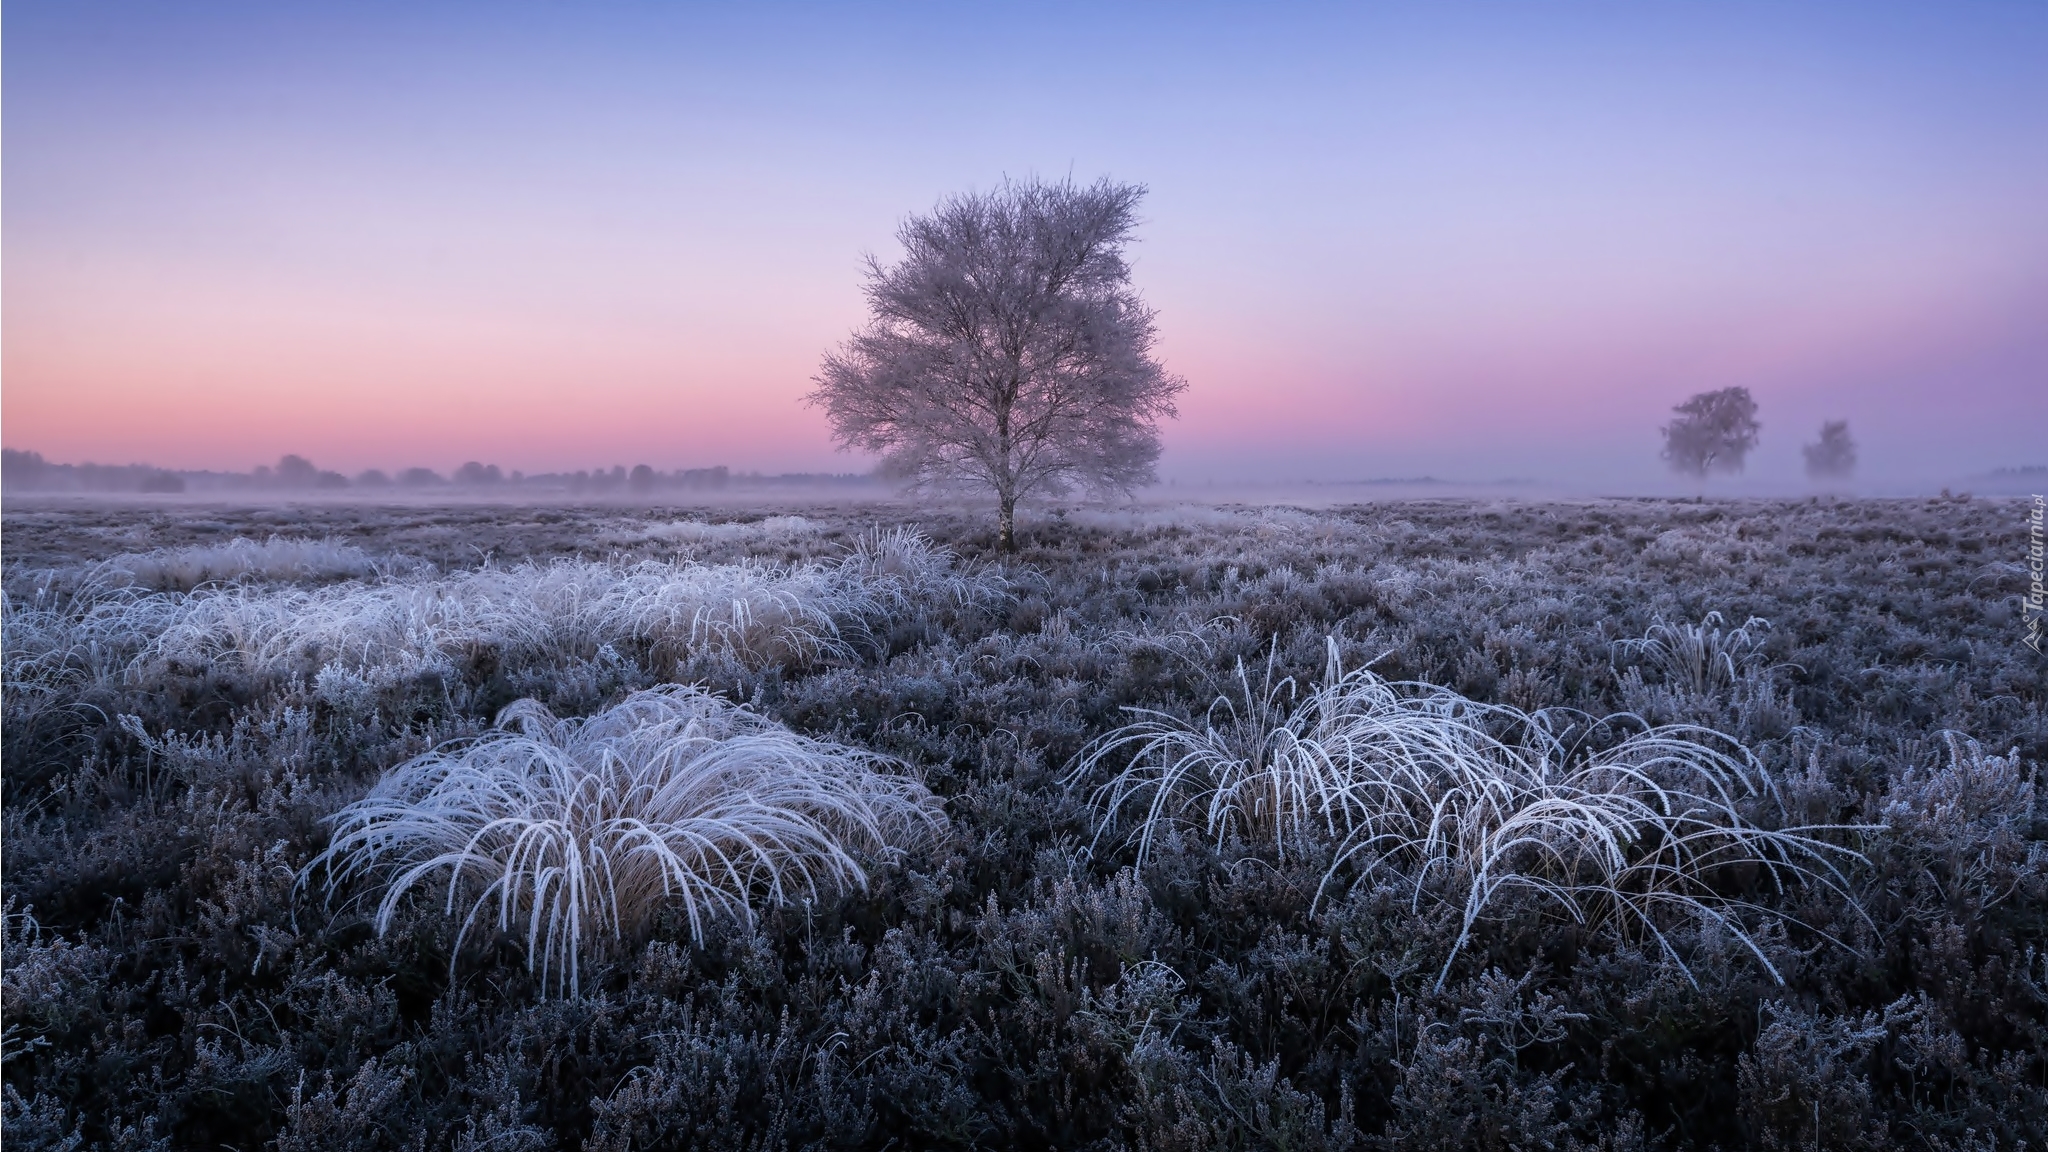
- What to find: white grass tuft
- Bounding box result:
[841,525,1004,616]
[310,685,940,994]
[1072,638,1869,989]
[2,571,182,724]
[614,516,821,546]
[1610,611,1776,697]
[102,535,386,591]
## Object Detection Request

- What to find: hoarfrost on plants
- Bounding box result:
[1073,637,1872,988]
[311,685,940,994]
[4,497,2042,1150]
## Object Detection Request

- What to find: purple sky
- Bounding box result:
[6,2,2045,489]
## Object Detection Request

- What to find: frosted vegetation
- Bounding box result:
[1074,637,1867,990]
[2,498,2041,1149]
[314,686,939,996]
[104,534,389,590]
[4,526,996,730]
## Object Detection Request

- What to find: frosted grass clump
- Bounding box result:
[618,516,820,546]
[1612,613,1801,736]
[1060,503,1298,534]
[1073,640,1867,989]
[587,558,860,670]
[311,685,940,994]
[840,525,1004,617]
[1610,611,1777,698]
[104,536,386,591]
[2,572,183,724]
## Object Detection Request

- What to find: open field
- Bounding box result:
[4,496,2044,1150]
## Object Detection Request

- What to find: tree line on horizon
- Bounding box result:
[0,449,873,496]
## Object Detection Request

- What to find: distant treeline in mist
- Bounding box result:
[1,450,875,495]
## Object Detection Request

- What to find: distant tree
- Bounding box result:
[1802,420,1856,481]
[398,467,445,487]
[454,462,503,485]
[139,472,186,493]
[356,469,393,487]
[276,455,320,487]
[1661,387,1761,480]
[628,464,657,494]
[808,176,1185,550]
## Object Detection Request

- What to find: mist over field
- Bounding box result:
[6,446,2044,504]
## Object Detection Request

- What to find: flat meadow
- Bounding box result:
[3,495,2043,1150]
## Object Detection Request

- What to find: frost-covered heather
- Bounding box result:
[4,497,2041,1151]
[1075,638,1868,987]
[312,686,939,994]
[2,530,998,714]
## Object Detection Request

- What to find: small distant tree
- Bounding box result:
[809,176,1185,550]
[1661,387,1761,480]
[1802,420,1856,481]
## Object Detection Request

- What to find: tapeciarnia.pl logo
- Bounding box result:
[2026,494,2044,654]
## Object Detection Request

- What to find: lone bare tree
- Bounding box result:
[1802,419,1856,482]
[809,177,1185,550]
[1661,387,1761,481]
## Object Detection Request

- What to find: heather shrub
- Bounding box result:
[3,497,2040,1149]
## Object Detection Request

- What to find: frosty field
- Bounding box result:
[3,496,2043,1150]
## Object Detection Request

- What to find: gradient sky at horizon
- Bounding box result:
[6,1,2045,488]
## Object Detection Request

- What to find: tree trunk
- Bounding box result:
[998,494,1016,552]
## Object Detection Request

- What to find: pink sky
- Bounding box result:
[7,4,2045,488]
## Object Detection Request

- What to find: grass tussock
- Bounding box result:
[311,685,940,994]
[1075,638,1870,987]
[103,535,386,591]
[1610,609,1779,697]
[610,515,821,547]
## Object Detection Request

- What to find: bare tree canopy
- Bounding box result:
[1661,387,1761,479]
[808,176,1185,549]
[1803,419,1857,481]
